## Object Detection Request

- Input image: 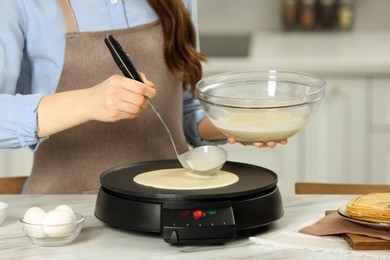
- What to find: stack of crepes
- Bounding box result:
[346,193,390,223]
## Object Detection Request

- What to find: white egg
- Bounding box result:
[42,209,76,237]
[55,205,76,222]
[23,207,46,238]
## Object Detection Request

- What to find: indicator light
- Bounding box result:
[192,210,205,219]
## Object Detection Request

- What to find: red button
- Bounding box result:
[193,210,205,219]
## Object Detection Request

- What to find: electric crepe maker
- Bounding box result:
[94,160,283,244]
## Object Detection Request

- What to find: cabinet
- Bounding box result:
[370,78,390,182]
[299,77,368,184]
[0,147,33,177]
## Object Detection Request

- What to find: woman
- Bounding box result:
[0,0,286,194]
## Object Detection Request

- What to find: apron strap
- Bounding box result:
[60,0,79,33]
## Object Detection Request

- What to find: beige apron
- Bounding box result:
[28,0,188,194]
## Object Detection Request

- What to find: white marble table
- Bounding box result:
[0,194,388,260]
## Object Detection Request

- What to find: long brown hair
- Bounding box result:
[147,0,205,92]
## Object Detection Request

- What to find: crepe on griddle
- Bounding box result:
[346,193,390,223]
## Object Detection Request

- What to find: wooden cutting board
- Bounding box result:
[342,233,390,250]
[324,210,390,250]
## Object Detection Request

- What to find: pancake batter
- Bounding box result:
[211,111,304,142]
[134,168,239,190]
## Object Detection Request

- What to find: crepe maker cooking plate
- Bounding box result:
[94,160,283,244]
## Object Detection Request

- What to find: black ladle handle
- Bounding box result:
[104,35,143,82]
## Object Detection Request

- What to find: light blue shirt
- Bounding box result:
[0,0,214,151]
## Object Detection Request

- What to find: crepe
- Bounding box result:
[133,168,239,190]
[346,193,390,223]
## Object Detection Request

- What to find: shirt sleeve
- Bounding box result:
[183,91,226,147]
[0,94,46,151]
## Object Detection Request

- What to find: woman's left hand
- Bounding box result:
[227,137,288,148]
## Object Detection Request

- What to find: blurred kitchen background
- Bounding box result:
[1,0,389,195]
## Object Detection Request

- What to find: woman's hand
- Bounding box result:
[36,74,156,137]
[227,137,288,148]
[88,73,156,122]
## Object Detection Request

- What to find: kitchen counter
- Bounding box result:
[1,194,388,259]
[202,31,390,76]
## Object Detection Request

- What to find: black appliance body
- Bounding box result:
[95,160,283,244]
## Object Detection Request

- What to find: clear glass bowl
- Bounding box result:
[196,70,326,142]
[20,213,84,247]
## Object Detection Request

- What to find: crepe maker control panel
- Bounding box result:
[161,201,236,244]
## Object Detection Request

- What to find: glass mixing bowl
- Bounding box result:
[196,70,326,142]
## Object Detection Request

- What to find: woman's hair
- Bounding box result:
[147,0,205,92]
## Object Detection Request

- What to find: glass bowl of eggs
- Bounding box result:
[196,70,326,142]
[19,205,84,246]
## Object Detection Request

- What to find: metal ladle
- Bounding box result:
[148,101,227,176]
[105,35,227,176]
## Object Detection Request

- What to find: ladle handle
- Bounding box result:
[105,35,143,81]
[146,101,180,156]
[104,35,180,156]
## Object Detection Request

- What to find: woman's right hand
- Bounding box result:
[36,73,156,138]
[88,73,156,122]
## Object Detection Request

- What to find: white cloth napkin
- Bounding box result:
[250,220,390,259]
